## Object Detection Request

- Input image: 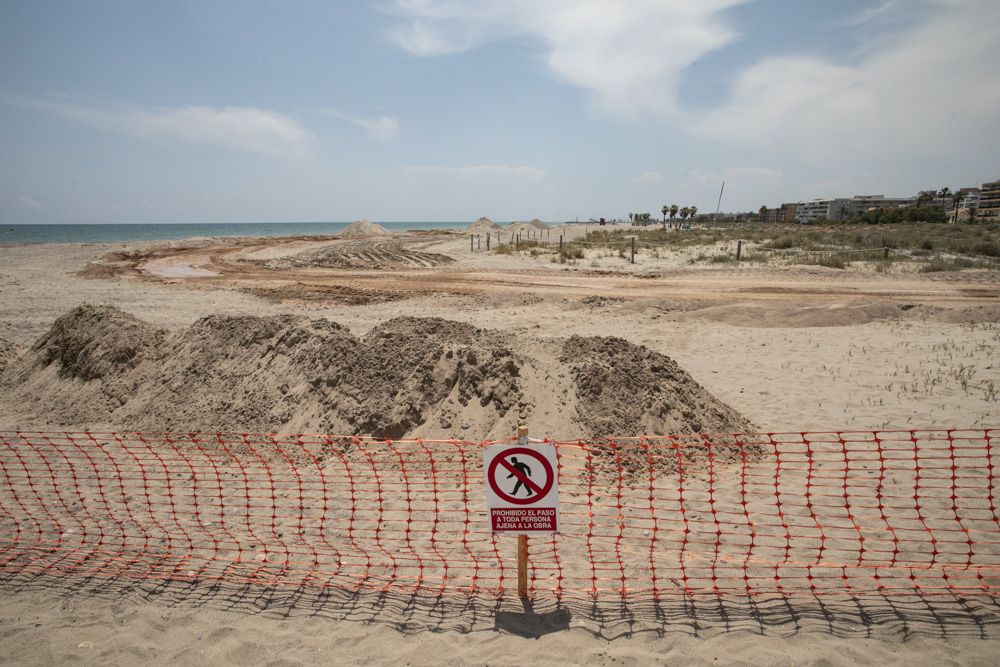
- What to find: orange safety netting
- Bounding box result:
[0,429,998,599]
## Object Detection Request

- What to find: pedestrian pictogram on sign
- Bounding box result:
[484,444,559,533]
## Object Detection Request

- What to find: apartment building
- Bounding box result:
[793,195,914,223]
[959,188,980,210]
[979,181,1000,218]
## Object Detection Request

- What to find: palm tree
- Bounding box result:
[661,205,668,225]
[670,204,679,226]
[679,206,690,221]
[938,187,952,214]
[690,205,698,221]
[951,189,966,223]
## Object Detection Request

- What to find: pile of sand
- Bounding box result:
[25,305,164,381]
[528,218,549,230]
[465,217,499,234]
[1,306,754,440]
[262,238,455,270]
[560,336,756,437]
[0,306,523,439]
[338,220,391,239]
[505,222,536,236]
[0,338,21,376]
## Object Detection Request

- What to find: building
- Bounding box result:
[779,202,798,222]
[979,181,1000,218]
[793,195,914,223]
[959,188,980,210]
[758,204,797,223]
[759,207,777,223]
[946,188,982,222]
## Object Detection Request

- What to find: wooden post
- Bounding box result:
[517,424,529,599]
[487,233,491,250]
[631,237,636,264]
[477,234,481,250]
[736,239,743,261]
[884,246,890,260]
[470,235,474,251]
[559,234,564,252]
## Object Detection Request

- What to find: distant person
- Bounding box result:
[507,456,534,496]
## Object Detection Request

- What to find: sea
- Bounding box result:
[0,221,471,245]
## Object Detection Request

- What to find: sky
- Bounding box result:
[1,0,998,224]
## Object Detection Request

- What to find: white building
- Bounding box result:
[794,195,915,223]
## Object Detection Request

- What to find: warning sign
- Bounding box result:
[484,444,559,533]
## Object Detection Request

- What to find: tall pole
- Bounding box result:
[715,181,726,223]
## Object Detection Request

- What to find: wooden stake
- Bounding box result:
[517,424,529,599]
[736,239,743,261]
[631,237,636,264]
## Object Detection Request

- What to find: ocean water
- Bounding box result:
[0,221,471,245]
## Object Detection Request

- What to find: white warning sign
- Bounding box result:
[484,444,559,533]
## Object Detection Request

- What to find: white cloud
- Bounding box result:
[17,196,42,211]
[403,164,547,180]
[692,0,1000,171]
[4,97,311,158]
[838,0,901,27]
[308,108,400,142]
[387,0,1000,191]
[632,171,663,187]
[385,0,749,115]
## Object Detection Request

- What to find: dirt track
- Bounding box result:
[129,235,1000,308]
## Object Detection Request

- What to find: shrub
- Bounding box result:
[810,254,846,269]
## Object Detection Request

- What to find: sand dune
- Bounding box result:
[0,305,752,440]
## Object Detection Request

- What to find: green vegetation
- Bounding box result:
[847,206,946,225]
[580,221,1000,271]
[492,239,546,255]
[494,218,1000,273]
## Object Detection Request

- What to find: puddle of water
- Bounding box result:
[145,262,219,278]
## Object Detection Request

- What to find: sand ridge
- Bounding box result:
[0,305,754,440]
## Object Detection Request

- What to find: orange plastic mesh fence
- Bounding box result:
[1,429,998,599]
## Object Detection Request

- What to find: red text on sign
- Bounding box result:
[490,507,557,532]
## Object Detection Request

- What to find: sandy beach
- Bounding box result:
[1,227,999,665]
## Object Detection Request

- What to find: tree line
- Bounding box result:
[628,204,699,227]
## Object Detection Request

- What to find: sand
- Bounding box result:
[337,220,392,239]
[0,306,754,439]
[465,217,500,234]
[1,235,999,664]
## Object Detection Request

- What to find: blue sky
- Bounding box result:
[1,0,998,223]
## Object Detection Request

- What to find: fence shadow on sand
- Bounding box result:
[3,570,1000,640]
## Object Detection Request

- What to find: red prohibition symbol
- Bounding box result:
[487,447,555,505]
